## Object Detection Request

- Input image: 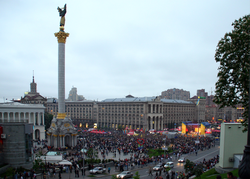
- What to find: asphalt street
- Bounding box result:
[55,144,220,179]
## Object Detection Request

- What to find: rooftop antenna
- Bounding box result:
[210,87,214,96]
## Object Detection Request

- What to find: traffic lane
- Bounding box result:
[185,146,220,163]
[96,146,220,179]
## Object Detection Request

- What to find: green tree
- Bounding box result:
[44,112,53,130]
[184,159,195,174]
[86,147,98,163]
[213,14,250,130]
[33,151,45,171]
[193,163,203,179]
[133,171,140,179]
[117,125,124,131]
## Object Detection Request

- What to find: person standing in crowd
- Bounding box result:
[227,172,237,179]
[58,172,61,179]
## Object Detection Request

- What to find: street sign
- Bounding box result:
[162,147,168,150]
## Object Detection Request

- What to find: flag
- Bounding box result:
[196,96,200,106]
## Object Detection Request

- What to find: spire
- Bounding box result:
[30,70,37,93]
[33,70,35,83]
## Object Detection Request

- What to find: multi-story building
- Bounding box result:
[189,96,206,123]
[67,87,85,101]
[47,98,97,128]
[160,88,190,101]
[20,75,47,108]
[97,96,196,130]
[0,123,34,169]
[205,104,217,121]
[0,100,45,140]
[47,96,196,130]
[197,89,208,99]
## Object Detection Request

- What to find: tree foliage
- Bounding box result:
[184,159,195,174]
[184,159,203,178]
[33,151,45,171]
[214,14,250,130]
[133,171,140,179]
[86,147,98,163]
[44,112,53,130]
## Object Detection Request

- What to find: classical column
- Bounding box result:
[62,135,65,148]
[18,113,21,122]
[47,134,51,145]
[54,135,58,148]
[150,117,153,129]
[37,112,40,125]
[158,117,160,130]
[54,31,69,120]
[42,113,44,125]
[7,112,10,122]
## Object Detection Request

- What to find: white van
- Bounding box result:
[164,162,174,168]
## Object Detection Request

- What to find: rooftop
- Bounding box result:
[101,96,194,104]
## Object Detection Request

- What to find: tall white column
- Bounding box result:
[55,31,69,119]
[58,42,65,114]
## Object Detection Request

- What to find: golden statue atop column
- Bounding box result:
[57,4,67,32]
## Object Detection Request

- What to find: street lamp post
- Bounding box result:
[238,63,250,178]
[162,138,167,162]
[82,140,85,178]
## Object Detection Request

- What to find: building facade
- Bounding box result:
[161,88,190,101]
[47,96,196,130]
[47,99,97,128]
[0,123,33,169]
[97,96,196,130]
[20,75,47,108]
[0,101,46,140]
[67,87,85,101]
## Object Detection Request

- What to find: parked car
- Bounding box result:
[89,167,106,174]
[116,171,133,178]
[153,164,163,171]
[164,162,174,168]
[178,157,185,163]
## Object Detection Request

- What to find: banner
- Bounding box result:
[182,123,186,134]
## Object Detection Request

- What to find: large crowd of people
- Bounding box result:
[30,129,218,179]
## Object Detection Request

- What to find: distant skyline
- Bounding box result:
[1,0,250,101]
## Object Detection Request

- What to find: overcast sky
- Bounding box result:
[1,0,249,101]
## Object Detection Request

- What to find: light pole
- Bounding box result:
[82,140,85,178]
[162,138,167,162]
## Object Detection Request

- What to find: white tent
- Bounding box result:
[57,160,72,165]
[40,155,63,163]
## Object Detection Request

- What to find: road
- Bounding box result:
[91,145,220,179]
